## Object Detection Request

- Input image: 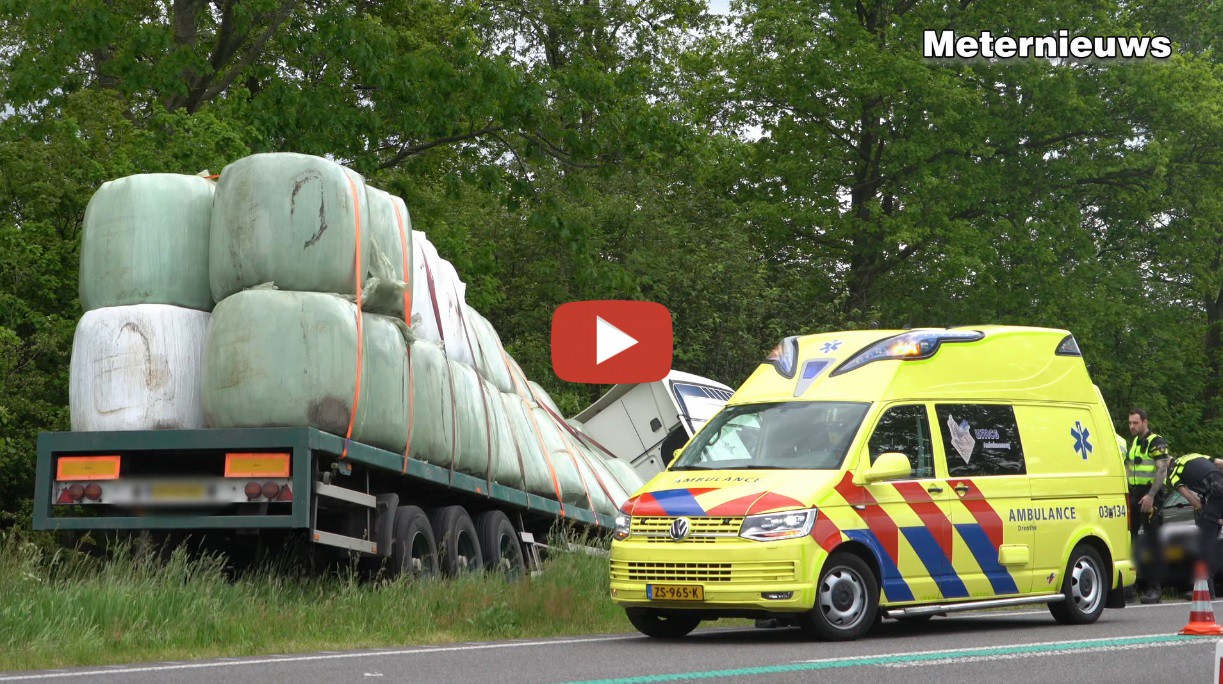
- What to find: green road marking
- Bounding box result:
[562,635,1205,684]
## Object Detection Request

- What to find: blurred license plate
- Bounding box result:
[648,584,704,601]
[150,483,207,501]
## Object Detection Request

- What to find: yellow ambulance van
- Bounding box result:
[609,326,1135,640]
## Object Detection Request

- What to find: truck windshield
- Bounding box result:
[672,401,869,471]
[672,382,735,434]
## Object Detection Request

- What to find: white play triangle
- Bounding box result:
[595,315,638,365]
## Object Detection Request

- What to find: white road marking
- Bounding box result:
[0,635,639,681]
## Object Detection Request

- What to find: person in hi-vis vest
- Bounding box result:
[1128,408,1171,604]
[1165,453,1223,599]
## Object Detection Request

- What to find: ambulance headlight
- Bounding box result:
[740,509,817,542]
[614,513,632,540]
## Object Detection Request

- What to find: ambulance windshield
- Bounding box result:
[672,401,869,471]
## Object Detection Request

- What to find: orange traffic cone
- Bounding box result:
[1180,561,1223,636]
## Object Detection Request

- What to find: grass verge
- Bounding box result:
[0,531,640,672]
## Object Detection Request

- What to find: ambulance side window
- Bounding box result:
[935,404,1026,477]
[868,404,934,479]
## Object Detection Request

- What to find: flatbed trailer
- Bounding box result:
[35,427,614,574]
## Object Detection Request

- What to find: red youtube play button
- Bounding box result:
[551,301,673,384]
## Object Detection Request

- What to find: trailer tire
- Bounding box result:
[429,505,484,576]
[476,510,525,578]
[388,505,438,579]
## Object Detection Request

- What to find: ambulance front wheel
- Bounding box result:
[798,551,879,641]
[1049,543,1108,625]
[625,608,701,638]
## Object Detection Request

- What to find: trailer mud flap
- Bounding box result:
[373,493,399,558]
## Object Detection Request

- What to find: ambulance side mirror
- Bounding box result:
[861,452,912,484]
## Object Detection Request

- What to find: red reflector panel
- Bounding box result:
[225,452,290,478]
[56,456,121,481]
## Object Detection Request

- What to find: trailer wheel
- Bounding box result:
[388,505,438,579]
[476,510,525,578]
[429,505,484,576]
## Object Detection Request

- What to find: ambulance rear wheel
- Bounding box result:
[1049,544,1107,624]
[625,608,701,638]
[799,552,879,641]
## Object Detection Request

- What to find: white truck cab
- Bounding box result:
[573,371,734,479]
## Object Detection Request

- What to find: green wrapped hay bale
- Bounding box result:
[584,447,629,511]
[532,407,588,507]
[483,380,523,488]
[406,339,455,468]
[449,361,492,477]
[210,153,370,303]
[80,174,215,311]
[364,187,412,318]
[570,445,615,516]
[502,393,556,498]
[202,289,410,452]
[604,456,646,499]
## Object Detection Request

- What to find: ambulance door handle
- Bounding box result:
[954,484,970,495]
[927,485,944,494]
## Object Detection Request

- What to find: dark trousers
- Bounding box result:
[1130,487,1164,589]
[1196,478,1223,594]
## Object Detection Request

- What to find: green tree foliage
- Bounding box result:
[716,0,1220,441]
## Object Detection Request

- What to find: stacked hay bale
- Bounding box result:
[71,153,643,516]
[71,174,216,431]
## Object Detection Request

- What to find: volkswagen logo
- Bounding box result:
[669,517,691,541]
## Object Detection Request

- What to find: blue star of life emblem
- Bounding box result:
[820,340,842,354]
[1071,421,1092,460]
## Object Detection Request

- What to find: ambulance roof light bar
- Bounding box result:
[765,336,800,379]
[830,330,984,377]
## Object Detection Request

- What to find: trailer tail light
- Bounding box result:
[83,483,103,501]
[57,484,85,504]
[261,481,280,499]
[56,455,121,481]
[225,452,290,478]
[244,481,262,500]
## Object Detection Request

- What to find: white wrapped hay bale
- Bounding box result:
[436,260,476,368]
[79,174,215,312]
[410,231,444,342]
[210,153,371,303]
[529,381,562,415]
[70,304,210,431]
[465,306,514,394]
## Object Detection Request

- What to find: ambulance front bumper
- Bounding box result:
[609,537,819,613]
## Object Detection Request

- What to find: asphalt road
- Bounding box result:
[3,601,1220,683]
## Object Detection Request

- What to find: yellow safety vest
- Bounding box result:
[1127,432,1167,487]
[1166,453,1212,490]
